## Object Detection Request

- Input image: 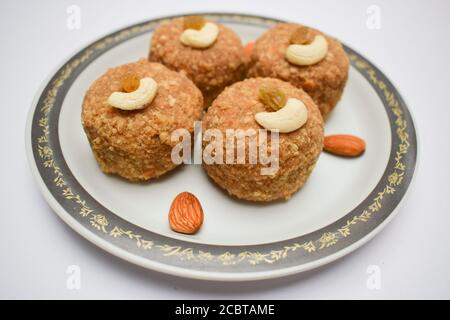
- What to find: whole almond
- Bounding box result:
[169,192,204,234]
[323,134,366,157]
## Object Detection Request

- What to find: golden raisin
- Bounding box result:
[259,87,287,111]
[183,16,206,30]
[121,73,140,93]
[290,26,313,45]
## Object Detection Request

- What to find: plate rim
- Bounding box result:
[25,12,418,281]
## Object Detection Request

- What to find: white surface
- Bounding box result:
[1,0,449,299]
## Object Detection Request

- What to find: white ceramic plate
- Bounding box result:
[26,13,417,281]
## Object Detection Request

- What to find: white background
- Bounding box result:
[1,0,449,299]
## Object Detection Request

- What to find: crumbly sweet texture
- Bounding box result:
[149,18,249,106]
[247,23,349,119]
[202,78,324,202]
[82,59,203,181]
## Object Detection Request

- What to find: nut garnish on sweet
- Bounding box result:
[323,134,366,157]
[169,192,204,234]
[107,77,158,110]
[285,34,328,66]
[180,16,219,49]
[255,97,308,133]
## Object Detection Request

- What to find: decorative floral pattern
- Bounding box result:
[33,15,412,267]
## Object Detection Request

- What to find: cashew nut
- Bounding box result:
[285,35,328,66]
[255,98,308,133]
[107,77,157,110]
[180,22,219,48]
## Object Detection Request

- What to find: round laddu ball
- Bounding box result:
[202,78,324,202]
[247,23,349,119]
[149,17,249,106]
[82,59,203,181]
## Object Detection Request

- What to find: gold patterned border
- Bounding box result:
[34,14,411,266]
